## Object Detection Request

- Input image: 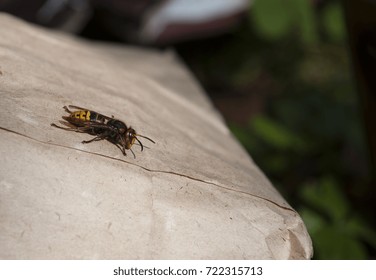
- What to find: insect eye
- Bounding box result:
[128,131,134,141]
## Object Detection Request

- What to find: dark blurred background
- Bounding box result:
[1,0,375,259]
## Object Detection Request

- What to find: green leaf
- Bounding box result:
[291,0,318,44]
[251,0,318,43]
[251,0,294,40]
[250,115,306,150]
[300,176,349,221]
[346,216,376,249]
[299,207,327,235]
[314,226,368,259]
[322,2,346,42]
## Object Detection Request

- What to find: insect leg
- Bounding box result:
[63,106,73,114]
[81,133,108,144]
[114,143,127,156]
[68,105,90,111]
[51,123,87,132]
[130,148,136,159]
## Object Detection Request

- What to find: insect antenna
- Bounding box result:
[135,134,155,151]
[135,137,144,151]
[135,134,155,144]
[130,148,136,159]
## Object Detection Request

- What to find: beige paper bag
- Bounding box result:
[0,13,312,259]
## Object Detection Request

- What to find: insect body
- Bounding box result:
[51,105,155,158]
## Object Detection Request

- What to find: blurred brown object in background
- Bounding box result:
[343,0,376,178]
[0,0,251,45]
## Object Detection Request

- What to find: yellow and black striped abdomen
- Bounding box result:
[70,110,107,123]
[71,110,91,121]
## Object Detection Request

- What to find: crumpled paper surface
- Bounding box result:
[0,13,313,259]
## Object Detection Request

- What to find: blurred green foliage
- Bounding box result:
[252,0,319,43]
[177,0,376,259]
[248,0,375,259]
[299,176,376,259]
